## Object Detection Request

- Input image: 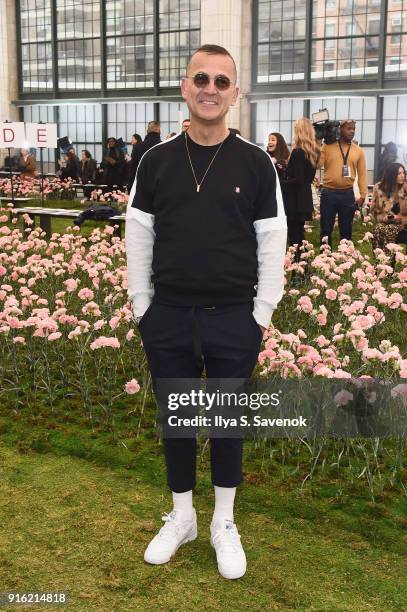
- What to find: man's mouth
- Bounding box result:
[200,100,218,106]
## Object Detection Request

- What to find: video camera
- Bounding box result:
[312,109,340,145]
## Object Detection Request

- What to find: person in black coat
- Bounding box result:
[126,133,143,190]
[80,149,97,198]
[127,121,161,191]
[58,149,81,180]
[102,137,126,191]
[281,118,320,260]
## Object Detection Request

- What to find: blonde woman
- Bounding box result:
[281,117,320,259]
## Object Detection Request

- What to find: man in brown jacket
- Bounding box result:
[318,119,367,248]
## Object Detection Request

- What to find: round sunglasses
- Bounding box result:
[185,72,234,91]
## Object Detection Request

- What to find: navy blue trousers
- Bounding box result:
[320,187,356,248]
[138,302,263,493]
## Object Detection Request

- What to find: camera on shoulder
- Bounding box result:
[312,109,341,145]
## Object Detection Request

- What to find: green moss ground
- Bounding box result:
[1,199,406,611]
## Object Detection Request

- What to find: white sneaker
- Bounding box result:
[210,518,247,579]
[144,509,197,565]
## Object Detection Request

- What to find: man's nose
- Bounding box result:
[202,77,218,95]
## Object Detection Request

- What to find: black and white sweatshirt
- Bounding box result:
[125,130,287,328]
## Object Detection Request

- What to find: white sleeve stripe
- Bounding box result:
[126,205,155,227]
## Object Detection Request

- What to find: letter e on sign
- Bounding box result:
[26,123,58,148]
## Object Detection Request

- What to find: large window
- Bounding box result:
[255,99,305,145]
[106,102,155,146]
[20,0,53,91]
[311,0,381,81]
[385,2,407,78]
[381,96,407,153]
[159,0,200,86]
[256,0,306,83]
[106,0,154,89]
[18,0,200,93]
[56,0,101,90]
[58,104,103,161]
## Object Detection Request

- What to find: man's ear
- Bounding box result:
[230,86,240,107]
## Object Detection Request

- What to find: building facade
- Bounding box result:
[0,0,406,179]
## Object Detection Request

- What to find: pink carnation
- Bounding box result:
[325,289,337,301]
[90,336,120,350]
[125,379,140,394]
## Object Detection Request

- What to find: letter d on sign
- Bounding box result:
[0,122,26,148]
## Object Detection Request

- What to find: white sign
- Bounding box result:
[26,123,58,148]
[0,122,26,148]
[0,122,58,149]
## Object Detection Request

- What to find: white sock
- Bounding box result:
[212,486,236,524]
[172,490,193,516]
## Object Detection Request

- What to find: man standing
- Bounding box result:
[319,119,367,247]
[128,121,161,190]
[125,44,286,579]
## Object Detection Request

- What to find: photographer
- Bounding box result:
[318,119,367,247]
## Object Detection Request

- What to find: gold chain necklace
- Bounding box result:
[184,131,227,193]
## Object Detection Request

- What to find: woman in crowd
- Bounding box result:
[266,132,290,183]
[80,149,97,198]
[370,162,407,253]
[80,149,97,183]
[102,137,126,191]
[19,148,36,179]
[280,118,320,260]
[58,149,80,180]
[376,141,398,183]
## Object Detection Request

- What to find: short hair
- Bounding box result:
[187,44,237,81]
[132,133,142,142]
[182,118,190,124]
[82,149,92,159]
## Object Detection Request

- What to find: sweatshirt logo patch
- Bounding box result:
[235,186,240,193]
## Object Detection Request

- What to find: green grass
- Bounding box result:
[1,408,407,611]
[1,200,406,610]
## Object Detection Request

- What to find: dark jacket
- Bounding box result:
[267,151,288,184]
[80,158,97,183]
[128,132,161,190]
[281,148,317,221]
[60,157,80,180]
[102,145,126,189]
